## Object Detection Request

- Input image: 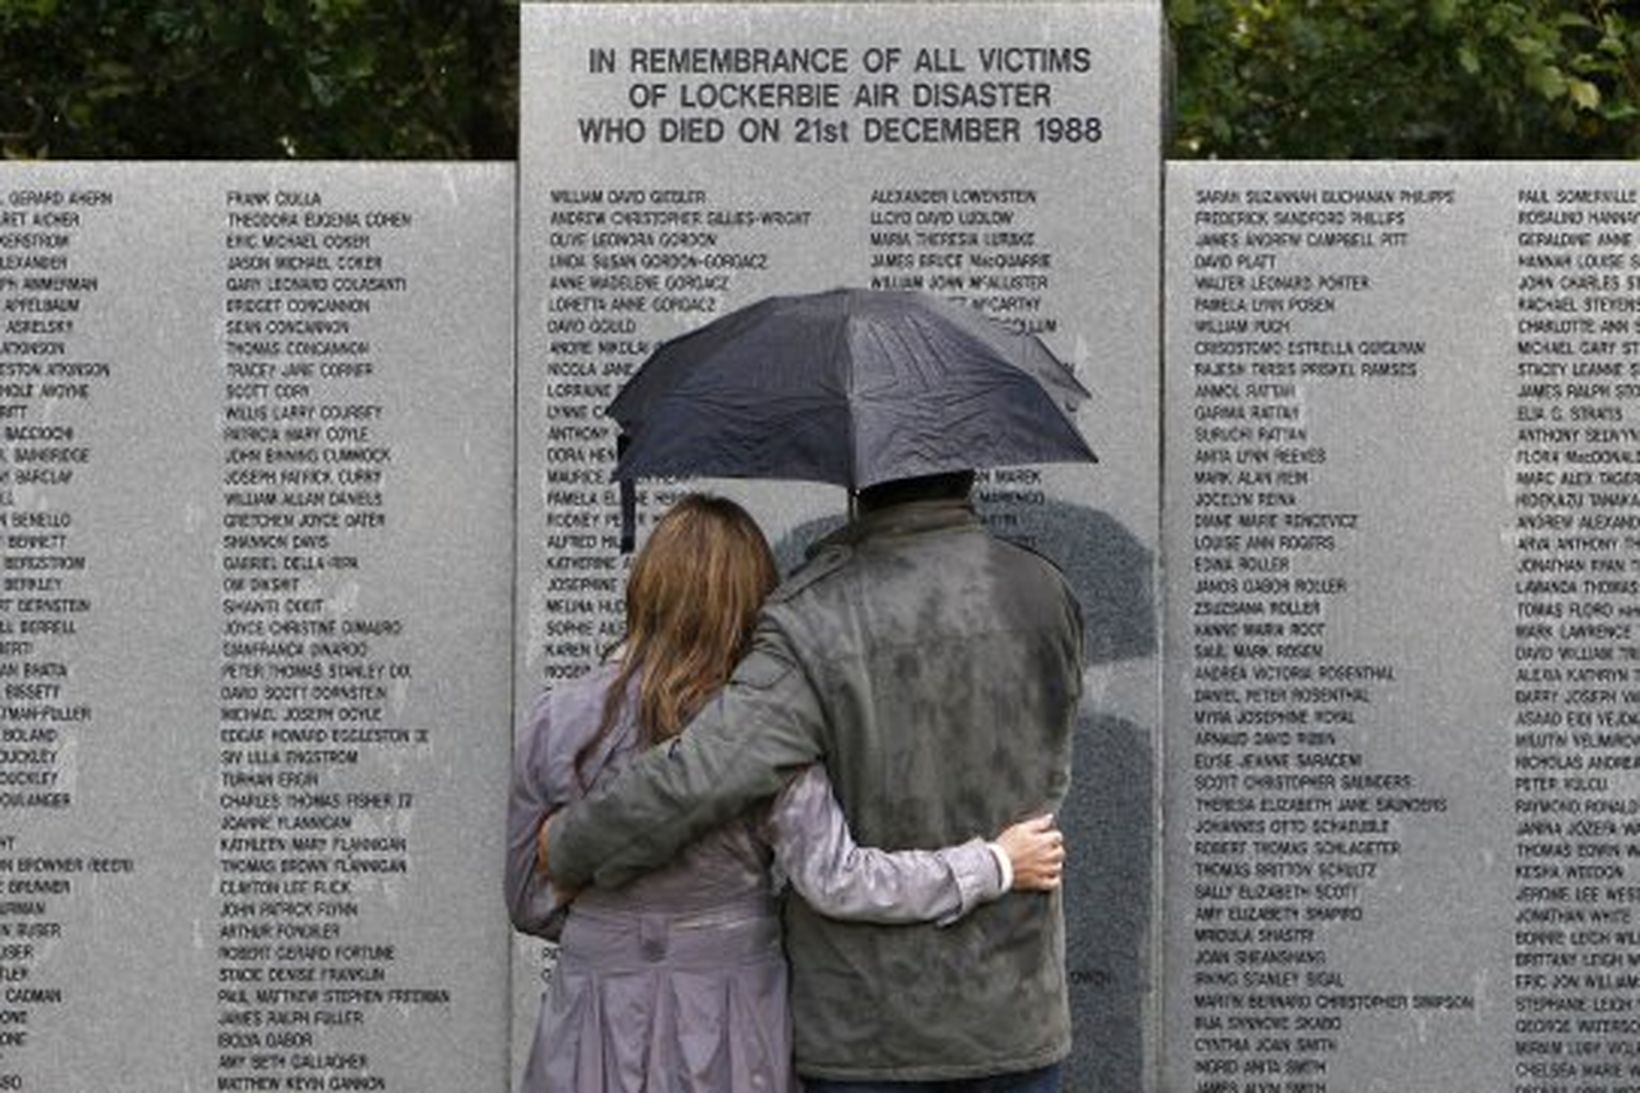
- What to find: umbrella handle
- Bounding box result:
[617,434,636,554]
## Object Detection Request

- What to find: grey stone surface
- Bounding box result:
[515,4,1162,1088]
[1,162,513,1092]
[1164,161,1640,1091]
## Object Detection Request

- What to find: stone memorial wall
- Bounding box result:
[1167,161,1640,1093]
[515,3,1162,1089]
[2,163,513,1092]
[38,11,1640,1093]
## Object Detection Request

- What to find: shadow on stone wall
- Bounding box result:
[775,499,1156,1091]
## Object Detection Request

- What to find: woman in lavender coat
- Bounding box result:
[506,494,1064,1093]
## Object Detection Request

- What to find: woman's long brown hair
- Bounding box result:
[573,494,778,788]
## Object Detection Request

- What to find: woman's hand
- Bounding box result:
[994,814,1064,892]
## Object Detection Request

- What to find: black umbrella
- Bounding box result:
[609,288,1097,547]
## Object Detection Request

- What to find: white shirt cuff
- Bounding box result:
[985,840,1013,893]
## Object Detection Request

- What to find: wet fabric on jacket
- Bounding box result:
[547,499,1085,1082]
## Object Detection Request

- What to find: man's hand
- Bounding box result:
[536,812,581,908]
[994,814,1064,891]
[536,812,554,876]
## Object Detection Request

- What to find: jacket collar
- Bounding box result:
[812,496,980,556]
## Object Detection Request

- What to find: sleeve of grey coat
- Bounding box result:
[766,765,1003,927]
[546,628,828,890]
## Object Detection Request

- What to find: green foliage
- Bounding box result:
[1169,0,1640,158]
[6,1,1638,161]
[0,0,519,159]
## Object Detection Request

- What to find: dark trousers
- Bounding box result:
[804,1063,1062,1093]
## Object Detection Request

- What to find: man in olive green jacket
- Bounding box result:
[544,473,1084,1088]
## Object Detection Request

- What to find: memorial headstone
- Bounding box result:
[1,162,514,1092]
[1167,160,1640,1092]
[515,2,1163,1088]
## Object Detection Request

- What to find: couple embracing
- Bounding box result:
[506,468,1084,1092]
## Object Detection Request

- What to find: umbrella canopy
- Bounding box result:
[609,287,1097,490]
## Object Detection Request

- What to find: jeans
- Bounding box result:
[804,1063,1062,1093]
